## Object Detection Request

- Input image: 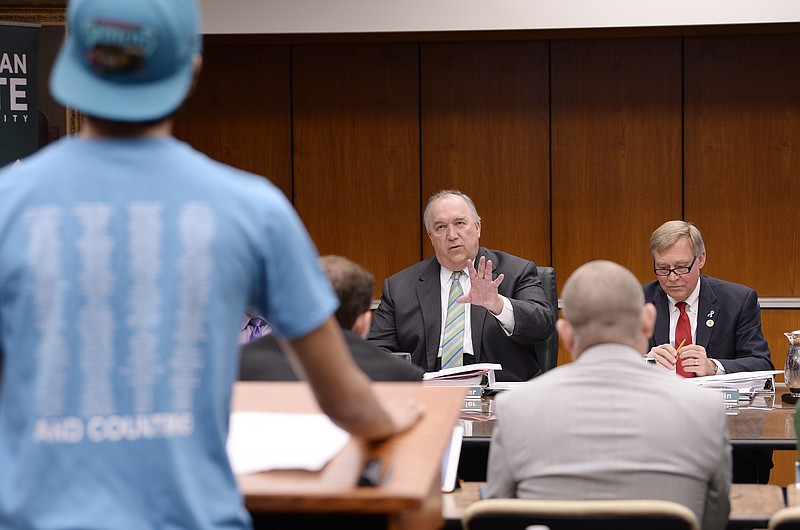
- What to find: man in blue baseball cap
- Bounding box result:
[0,0,423,528]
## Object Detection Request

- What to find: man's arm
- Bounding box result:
[460,256,555,345]
[702,420,732,530]
[287,317,423,440]
[498,259,555,345]
[486,411,516,498]
[506,261,556,344]
[723,288,773,372]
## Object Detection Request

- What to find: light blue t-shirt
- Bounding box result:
[0,136,337,529]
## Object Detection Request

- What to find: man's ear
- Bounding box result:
[696,250,707,271]
[556,318,576,360]
[187,55,203,98]
[352,311,372,339]
[642,303,657,339]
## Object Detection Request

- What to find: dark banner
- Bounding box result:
[0,23,39,168]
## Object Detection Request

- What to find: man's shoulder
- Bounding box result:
[701,275,756,296]
[642,279,661,296]
[343,330,425,380]
[384,256,438,283]
[700,275,762,313]
[481,248,535,269]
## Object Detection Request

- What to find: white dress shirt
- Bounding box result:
[666,281,725,374]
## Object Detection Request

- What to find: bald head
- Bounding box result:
[559,260,654,356]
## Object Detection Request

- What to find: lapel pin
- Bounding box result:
[707,310,715,318]
[706,319,715,328]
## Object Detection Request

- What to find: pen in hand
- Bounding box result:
[676,339,686,368]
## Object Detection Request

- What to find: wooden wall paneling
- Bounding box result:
[419,41,551,266]
[291,43,421,293]
[760,308,800,486]
[684,34,800,296]
[173,42,293,199]
[551,38,683,289]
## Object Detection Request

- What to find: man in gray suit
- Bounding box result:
[368,190,555,381]
[487,260,731,530]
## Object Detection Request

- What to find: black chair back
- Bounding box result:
[534,266,558,373]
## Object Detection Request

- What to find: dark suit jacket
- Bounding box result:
[239,329,425,382]
[643,275,773,373]
[367,248,555,382]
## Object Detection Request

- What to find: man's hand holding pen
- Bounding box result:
[648,339,716,376]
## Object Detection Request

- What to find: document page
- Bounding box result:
[227,411,350,475]
[687,369,783,393]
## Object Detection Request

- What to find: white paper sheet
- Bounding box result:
[227,411,350,475]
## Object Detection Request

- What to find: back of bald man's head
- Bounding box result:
[561,260,646,353]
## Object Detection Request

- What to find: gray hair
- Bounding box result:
[649,220,705,258]
[423,190,481,232]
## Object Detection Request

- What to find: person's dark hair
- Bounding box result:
[320,255,375,330]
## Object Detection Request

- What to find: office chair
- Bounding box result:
[768,506,800,530]
[463,498,699,530]
[534,266,558,373]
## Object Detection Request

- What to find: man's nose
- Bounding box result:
[446,226,458,238]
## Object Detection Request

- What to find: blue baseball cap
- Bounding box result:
[50,0,202,122]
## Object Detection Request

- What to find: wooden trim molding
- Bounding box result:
[0,1,66,25]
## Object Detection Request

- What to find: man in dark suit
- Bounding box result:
[643,220,774,483]
[368,190,555,382]
[241,255,424,382]
[643,220,772,375]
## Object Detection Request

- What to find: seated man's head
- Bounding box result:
[320,255,375,338]
[557,260,656,358]
[423,190,482,272]
[649,220,706,303]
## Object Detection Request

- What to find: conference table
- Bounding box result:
[462,388,795,445]
[232,382,795,529]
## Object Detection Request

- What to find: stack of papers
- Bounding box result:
[686,369,782,395]
[422,363,501,386]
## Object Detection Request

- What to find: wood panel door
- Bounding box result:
[420,41,551,266]
[684,34,800,296]
[174,42,293,199]
[551,38,683,288]
[292,43,421,292]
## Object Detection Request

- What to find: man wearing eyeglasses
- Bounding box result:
[643,220,774,484]
[643,220,773,376]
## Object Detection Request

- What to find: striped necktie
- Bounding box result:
[441,271,465,369]
[247,317,267,341]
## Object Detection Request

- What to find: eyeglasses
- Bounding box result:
[654,255,698,277]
